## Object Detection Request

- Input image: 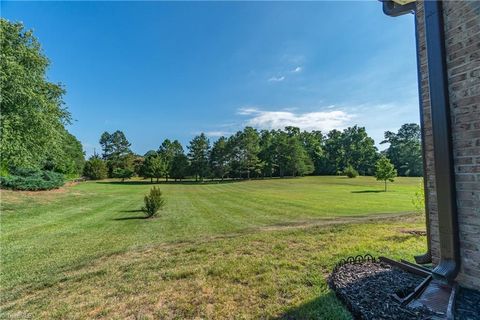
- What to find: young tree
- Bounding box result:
[142,187,165,218]
[210,137,230,181]
[188,133,210,181]
[375,156,397,192]
[83,156,108,180]
[170,154,189,181]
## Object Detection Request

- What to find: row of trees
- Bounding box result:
[0,19,85,177]
[84,123,422,182]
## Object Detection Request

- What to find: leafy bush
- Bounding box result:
[83,157,108,180]
[412,182,425,214]
[112,168,134,182]
[344,166,359,178]
[0,168,65,191]
[142,187,165,218]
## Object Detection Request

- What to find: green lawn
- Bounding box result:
[0,176,426,319]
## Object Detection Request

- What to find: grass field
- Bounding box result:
[0,176,426,319]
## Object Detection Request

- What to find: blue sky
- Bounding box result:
[2,1,419,156]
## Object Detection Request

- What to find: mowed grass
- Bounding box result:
[0,176,426,319]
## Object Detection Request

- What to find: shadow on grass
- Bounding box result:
[113,209,148,220]
[113,216,148,221]
[95,176,306,186]
[351,190,383,194]
[96,179,243,186]
[274,291,350,319]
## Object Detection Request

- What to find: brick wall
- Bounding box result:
[416,0,480,290]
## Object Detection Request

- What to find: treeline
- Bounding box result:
[0,19,85,179]
[85,123,423,182]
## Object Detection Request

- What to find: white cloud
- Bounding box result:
[268,75,285,82]
[292,66,302,73]
[238,107,354,132]
[204,131,231,137]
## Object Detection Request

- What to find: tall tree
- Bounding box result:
[300,130,324,175]
[0,19,73,171]
[99,130,132,176]
[381,123,423,177]
[258,130,277,178]
[158,139,184,181]
[210,137,230,181]
[170,154,189,181]
[99,130,131,160]
[239,127,262,179]
[341,126,378,175]
[142,154,167,183]
[188,133,210,181]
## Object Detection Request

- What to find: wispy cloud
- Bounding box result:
[292,66,302,73]
[203,131,231,137]
[268,75,285,82]
[238,107,353,132]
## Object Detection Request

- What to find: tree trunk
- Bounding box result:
[150,177,153,183]
[384,180,387,192]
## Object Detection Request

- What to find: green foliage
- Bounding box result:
[0,19,84,172]
[44,129,85,176]
[99,130,131,161]
[412,181,425,214]
[0,168,64,190]
[188,133,210,181]
[142,186,165,218]
[112,168,134,182]
[210,137,230,180]
[381,123,423,177]
[158,139,184,181]
[142,154,167,182]
[343,165,359,178]
[375,156,397,191]
[83,157,108,180]
[170,154,189,181]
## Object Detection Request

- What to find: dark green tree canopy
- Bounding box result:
[188,133,210,181]
[381,123,423,177]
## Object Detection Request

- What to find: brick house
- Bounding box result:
[383,0,480,292]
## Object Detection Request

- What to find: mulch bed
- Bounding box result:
[329,261,435,319]
[455,287,480,320]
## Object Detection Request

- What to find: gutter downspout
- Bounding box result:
[413,6,432,265]
[423,0,460,281]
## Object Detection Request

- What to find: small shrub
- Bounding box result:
[142,187,165,218]
[0,168,65,191]
[344,166,359,178]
